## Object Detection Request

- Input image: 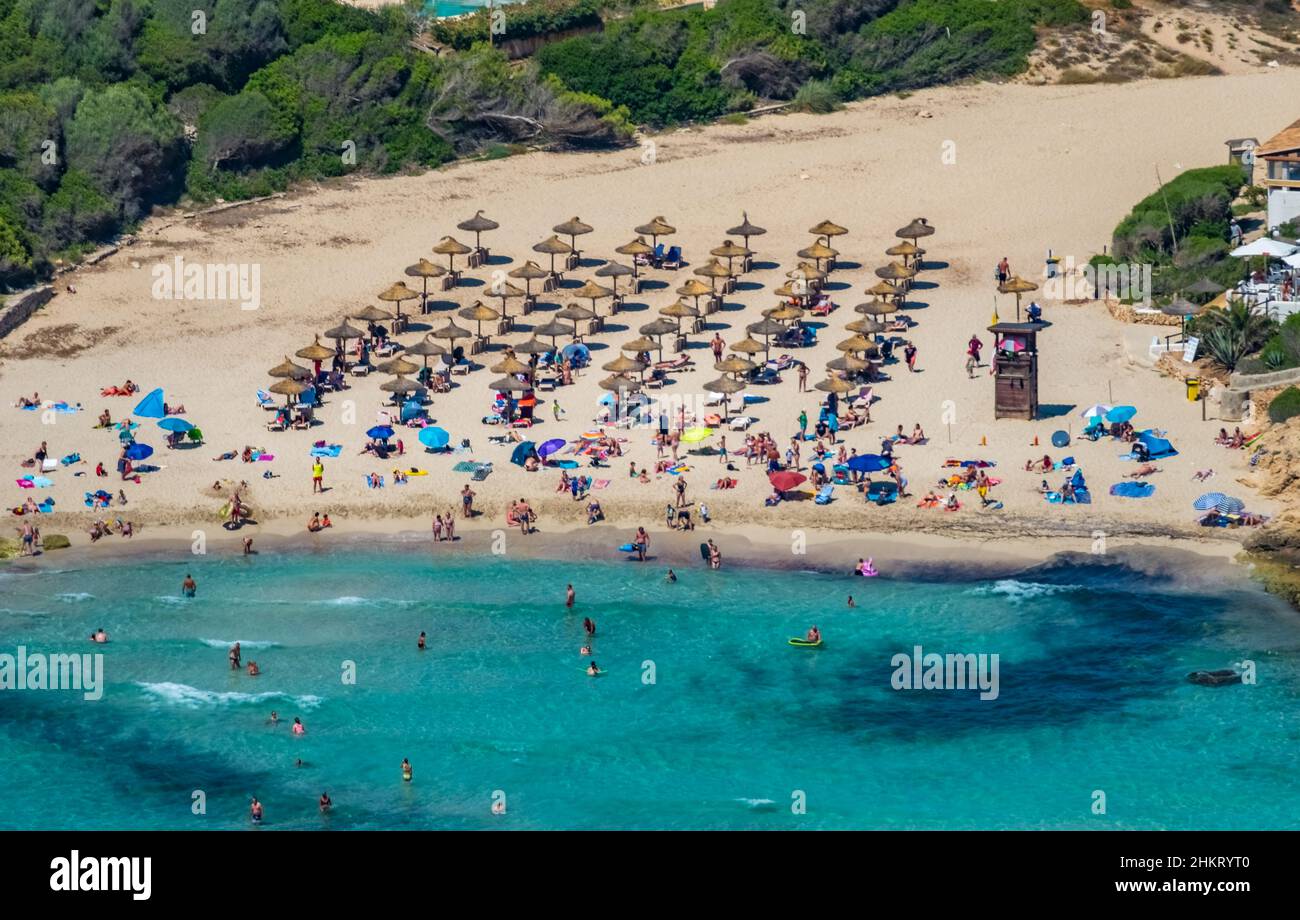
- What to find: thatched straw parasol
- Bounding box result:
[512,337,552,355]
[875,261,916,282]
[553,216,594,255]
[639,318,678,343]
[486,279,525,316]
[836,334,877,354]
[730,336,764,355]
[458,301,500,340]
[508,260,550,297]
[634,216,676,246]
[815,375,856,394]
[531,319,572,345]
[269,378,309,400]
[765,303,805,323]
[747,317,786,337]
[404,258,447,309]
[599,374,642,392]
[809,219,848,243]
[855,298,897,316]
[865,279,901,299]
[1161,294,1209,338]
[846,317,885,335]
[797,240,838,270]
[555,303,595,337]
[615,237,653,280]
[431,319,472,342]
[490,354,533,377]
[376,356,420,376]
[711,239,752,274]
[726,212,767,252]
[269,356,312,381]
[659,299,698,334]
[998,274,1039,321]
[602,354,646,375]
[488,375,532,393]
[571,279,615,314]
[895,217,935,244]
[432,236,473,274]
[693,258,732,293]
[404,337,447,366]
[457,210,499,251]
[296,336,334,363]
[351,304,393,323]
[826,354,869,374]
[324,320,364,341]
[532,235,573,275]
[594,261,634,295]
[715,355,757,375]
[703,375,746,395]
[621,336,660,354]
[677,278,713,309]
[381,375,421,395]
[886,240,920,264]
[1187,277,1224,300]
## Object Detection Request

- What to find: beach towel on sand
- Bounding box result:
[593,479,610,489]
[310,445,343,458]
[1109,481,1155,498]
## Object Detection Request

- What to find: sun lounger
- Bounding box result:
[471,462,493,481]
[663,245,682,269]
[651,243,665,267]
[653,354,692,372]
[814,484,834,504]
[728,416,756,431]
[256,390,276,410]
[350,363,371,377]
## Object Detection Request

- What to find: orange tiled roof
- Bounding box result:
[1258,118,1300,156]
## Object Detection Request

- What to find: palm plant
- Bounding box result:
[1197,301,1274,372]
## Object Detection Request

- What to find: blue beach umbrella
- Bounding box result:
[538,438,565,459]
[510,441,537,466]
[1193,492,1226,511]
[418,427,450,449]
[1215,495,1245,514]
[847,453,891,473]
[133,388,166,418]
[157,417,194,433]
[1105,405,1137,423]
[124,442,154,461]
[366,425,395,440]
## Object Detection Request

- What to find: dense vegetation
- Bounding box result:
[1270,385,1300,424]
[536,0,1087,125]
[0,0,1086,291]
[0,0,633,290]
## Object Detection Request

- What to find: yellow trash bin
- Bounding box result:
[1186,377,1200,402]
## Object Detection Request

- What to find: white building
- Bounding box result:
[1259,118,1300,234]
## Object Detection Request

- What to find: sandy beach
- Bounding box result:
[5,69,1300,559]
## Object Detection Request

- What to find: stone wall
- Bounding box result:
[0,285,54,340]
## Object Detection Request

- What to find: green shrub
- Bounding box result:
[41,533,70,551]
[791,79,839,113]
[1112,164,1247,261]
[1268,386,1300,424]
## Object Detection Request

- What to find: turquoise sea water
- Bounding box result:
[1,549,1298,830]
[425,0,518,18]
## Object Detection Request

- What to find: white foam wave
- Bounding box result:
[56,592,94,602]
[136,681,322,709]
[971,580,1081,602]
[198,638,280,649]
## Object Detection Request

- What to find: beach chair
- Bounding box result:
[653,353,692,373]
[350,363,371,377]
[652,243,665,267]
[814,484,834,505]
[663,245,682,269]
[750,367,781,386]
[729,416,756,431]
[537,376,558,392]
[451,359,470,376]
[471,462,493,481]
[256,390,276,410]
[266,414,288,432]
[850,386,873,407]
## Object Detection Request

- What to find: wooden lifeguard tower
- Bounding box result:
[988,321,1050,420]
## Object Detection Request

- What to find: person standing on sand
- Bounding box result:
[718,435,728,465]
[461,484,475,518]
[967,334,983,366]
[904,343,917,373]
[798,363,809,392]
[633,527,650,562]
[798,409,808,440]
[711,333,725,363]
[312,459,325,494]
[707,539,721,570]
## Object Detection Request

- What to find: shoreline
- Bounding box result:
[5,513,1260,595]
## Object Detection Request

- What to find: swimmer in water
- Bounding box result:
[319,792,332,812]
[182,574,197,597]
[89,627,108,643]
[250,797,263,824]
[665,568,677,583]
[587,661,601,676]
[292,716,305,735]
[229,642,241,671]
[583,617,596,637]
[295,758,307,768]
[805,625,821,643]
[418,631,426,651]
[566,584,575,608]
[580,644,591,656]
[268,710,279,726]
[401,758,413,782]
[847,596,856,608]
[247,661,260,676]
